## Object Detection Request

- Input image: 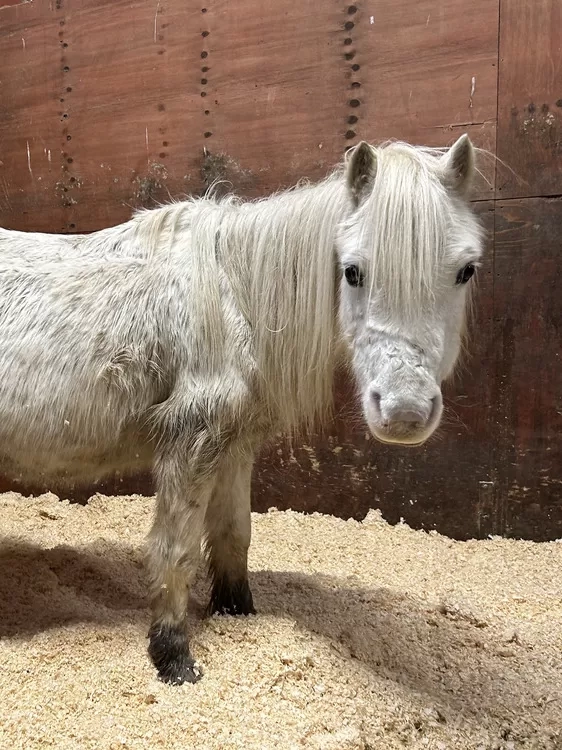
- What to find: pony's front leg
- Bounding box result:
[146,451,216,685]
[205,451,255,616]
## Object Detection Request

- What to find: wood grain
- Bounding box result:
[491,197,562,539]
[0,0,207,232]
[0,7,67,231]
[497,0,562,198]
[354,0,499,199]
[199,0,350,197]
[54,0,207,231]
[0,0,33,9]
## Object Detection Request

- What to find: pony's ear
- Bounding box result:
[346,141,377,206]
[441,134,475,197]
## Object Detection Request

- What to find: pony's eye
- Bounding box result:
[456,264,475,285]
[344,265,364,287]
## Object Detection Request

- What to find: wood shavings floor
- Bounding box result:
[0,492,560,749]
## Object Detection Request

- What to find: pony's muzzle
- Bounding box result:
[366,389,443,445]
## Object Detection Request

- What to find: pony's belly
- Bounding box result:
[0,436,154,487]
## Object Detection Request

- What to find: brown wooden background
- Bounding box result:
[0,0,560,540]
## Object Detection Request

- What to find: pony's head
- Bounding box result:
[338,135,483,446]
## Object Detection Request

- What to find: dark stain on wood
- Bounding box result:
[200,149,256,197]
[497,0,562,198]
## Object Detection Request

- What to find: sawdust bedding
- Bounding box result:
[0,491,560,749]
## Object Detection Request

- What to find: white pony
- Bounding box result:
[0,135,483,683]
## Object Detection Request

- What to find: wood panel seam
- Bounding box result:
[342,3,360,149]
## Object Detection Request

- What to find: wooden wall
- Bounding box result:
[0,0,560,540]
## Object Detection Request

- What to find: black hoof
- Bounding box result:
[148,623,203,685]
[209,576,256,616]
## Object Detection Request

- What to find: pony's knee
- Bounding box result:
[147,557,191,625]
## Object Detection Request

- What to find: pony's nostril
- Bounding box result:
[370,390,382,415]
[430,394,442,419]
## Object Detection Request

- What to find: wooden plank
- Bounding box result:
[1,0,500,229]
[50,0,207,231]
[0,1,207,232]
[45,0,205,232]
[353,0,499,199]
[496,0,562,198]
[199,0,349,196]
[491,197,562,539]
[0,6,67,231]
[199,0,499,199]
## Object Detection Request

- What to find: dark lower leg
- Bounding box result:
[146,468,214,684]
[147,622,201,685]
[204,453,255,617]
[208,554,255,616]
